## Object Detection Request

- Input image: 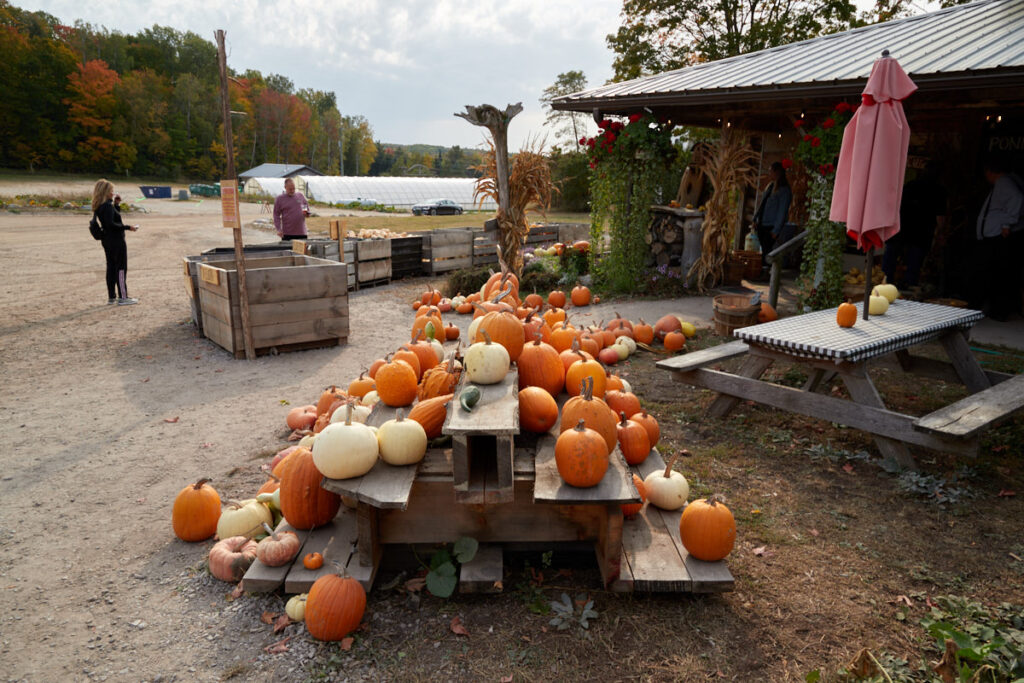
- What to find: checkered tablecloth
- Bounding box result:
[734,300,984,362]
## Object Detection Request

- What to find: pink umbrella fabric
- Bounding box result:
[830,53,918,250]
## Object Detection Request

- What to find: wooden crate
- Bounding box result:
[422,228,474,275]
[390,236,424,279]
[184,249,293,333]
[356,258,392,285]
[196,254,349,358]
[356,238,391,261]
[558,223,591,244]
[524,224,559,247]
[473,229,499,267]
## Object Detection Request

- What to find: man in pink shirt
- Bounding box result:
[273,178,309,240]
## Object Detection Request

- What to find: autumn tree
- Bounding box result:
[63,59,135,171]
[539,70,589,149]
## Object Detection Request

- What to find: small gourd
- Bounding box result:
[377,409,428,466]
[459,385,482,412]
[643,453,690,511]
[464,331,510,385]
[868,294,889,315]
[256,522,301,567]
[216,498,273,540]
[286,593,308,621]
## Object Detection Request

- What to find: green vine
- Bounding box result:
[797,174,846,310]
[584,114,677,292]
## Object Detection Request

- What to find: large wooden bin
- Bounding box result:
[197,255,349,358]
[184,248,293,334]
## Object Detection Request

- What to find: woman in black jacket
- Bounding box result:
[91,179,139,305]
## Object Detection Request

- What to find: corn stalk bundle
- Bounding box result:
[474,139,554,276]
[687,128,758,291]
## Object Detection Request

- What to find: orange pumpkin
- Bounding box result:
[612,320,634,339]
[303,552,324,570]
[758,302,779,323]
[606,313,633,332]
[555,420,609,488]
[420,288,442,306]
[347,372,375,399]
[560,344,594,373]
[837,301,857,328]
[417,357,461,401]
[548,290,567,308]
[392,348,422,381]
[376,358,419,407]
[679,495,736,561]
[519,386,559,433]
[474,310,525,362]
[605,373,624,392]
[621,474,648,518]
[305,572,367,641]
[278,447,342,530]
[560,377,616,453]
[368,357,386,379]
[444,323,460,340]
[517,338,565,396]
[570,285,591,307]
[578,333,601,358]
[629,410,660,449]
[172,478,221,542]
[456,301,474,314]
[522,312,552,344]
[549,324,579,353]
[605,389,641,419]
[663,331,686,352]
[633,318,654,344]
[415,304,441,319]
[616,411,651,465]
[316,386,347,416]
[407,393,454,439]
[565,356,607,399]
[404,336,439,373]
[412,300,422,311]
[411,313,444,344]
[524,293,544,309]
[542,306,567,329]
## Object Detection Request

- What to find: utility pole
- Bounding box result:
[339,119,345,176]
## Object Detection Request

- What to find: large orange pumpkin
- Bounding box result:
[407,393,454,439]
[616,411,651,465]
[517,338,564,396]
[565,356,607,399]
[278,447,342,530]
[570,285,591,307]
[474,310,525,362]
[548,290,567,308]
[376,358,419,407]
[519,386,559,433]
[555,420,609,488]
[172,478,221,542]
[305,572,367,641]
[560,377,616,453]
[417,357,461,401]
[679,495,736,561]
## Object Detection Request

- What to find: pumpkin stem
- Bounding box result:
[344,402,353,426]
[492,282,513,304]
[663,453,680,479]
[707,494,721,507]
[395,408,404,422]
[619,411,628,426]
[481,329,493,345]
[262,521,278,541]
[533,330,542,344]
[570,336,580,353]
[574,418,587,432]
[192,477,212,490]
[227,499,244,509]
[582,375,594,401]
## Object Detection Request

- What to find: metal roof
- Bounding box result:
[554,0,1024,112]
[238,163,322,178]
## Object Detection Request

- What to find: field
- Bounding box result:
[0,176,1021,682]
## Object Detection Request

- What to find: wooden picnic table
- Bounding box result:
[658,300,1024,468]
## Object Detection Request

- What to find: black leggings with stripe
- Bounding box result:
[102,238,128,299]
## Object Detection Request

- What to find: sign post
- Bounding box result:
[216,30,255,360]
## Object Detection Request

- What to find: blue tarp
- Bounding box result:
[139,185,172,199]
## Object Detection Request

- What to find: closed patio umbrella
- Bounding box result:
[830,50,917,318]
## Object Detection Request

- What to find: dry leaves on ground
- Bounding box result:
[450,617,469,637]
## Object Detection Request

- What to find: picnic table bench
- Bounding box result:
[242,369,735,594]
[658,300,1024,468]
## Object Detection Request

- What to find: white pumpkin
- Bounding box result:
[298,434,316,449]
[620,378,633,393]
[467,315,484,345]
[451,295,466,307]
[285,594,307,621]
[868,294,890,315]
[643,456,690,511]
[216,499,273,540]
[464,333,510,384]
[872,284,899,303]
[312,404,379,479]
[361,390,380,406]
[430,338,445,361]
[331,402,371,424]
[377,409,428,466]
[615,336,637,355]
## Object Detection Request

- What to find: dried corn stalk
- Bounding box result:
[687,128,758,291]
[474,138,554,275]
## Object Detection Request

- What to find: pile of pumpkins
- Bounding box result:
[525,239,591,261]
[836,284,899,327]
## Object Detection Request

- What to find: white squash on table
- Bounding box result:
[872,284,899,303]
[377,409,428,465]
[216,499,273,540]
[429,338,445,362]
[643,454,690,511]
[464,331,510,384]
[312,404,380,479]
[868,294,890,315]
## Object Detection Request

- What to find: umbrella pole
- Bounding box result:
[863,249,873,320]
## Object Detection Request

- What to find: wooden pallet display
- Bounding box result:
[354,239,392,287]
[524,224,559,247]
[184,250,293,333]
[421,228,474,275]
[196,254,349,358]
[472,229,499,267]
[390,236,424,279]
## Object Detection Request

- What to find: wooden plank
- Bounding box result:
[425,256,472,274]
[706,354,774,417]
[356,503,382,568]
[241,522,310,592]
[284,511,376,593]
[495,435,514,503]
[451,435,470,492]
[595,505,624,587]
[940,330,992,394]
[425,244,473,260]
[418,448,452,479]
[241,261,350,305]
[454,451,487,504]
[357,258,391,283]
[840,371,916,470]
[672,366,978,457]
[635,453,733,592]
[459,545,504,593]
[532,433,639,505]
[885,351,1013,387]
[617,505,691,592]
[914,373,1024,438]
[204,294,348,328]
[248,316,349,348]
[201,309,239,353]
[443,369,520,435]
[366,402,400,428]
[427,229,475,247]
[656,340,750,372]
[320,459,418,510]
[356,239,391,260]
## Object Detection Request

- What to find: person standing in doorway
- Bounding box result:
[92,179,139,305]
[273,178,310,240]
[752,161,793,258]
[883,163,946,288]
[971,158,1023,321]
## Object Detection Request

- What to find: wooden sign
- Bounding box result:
[199,263,221,286]
[221,179,240,229]
[291,239,308,255]
[329,220,339,240]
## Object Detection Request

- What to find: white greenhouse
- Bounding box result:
[241,175,494,211]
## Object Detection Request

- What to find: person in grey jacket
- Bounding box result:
[970,157,1024,321]
[752,162,793,258]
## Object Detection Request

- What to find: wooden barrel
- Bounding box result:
[713,294,760,336]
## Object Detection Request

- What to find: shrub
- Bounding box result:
[444,266,492,297]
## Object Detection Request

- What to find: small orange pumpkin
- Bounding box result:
[519,386,559,433]
[305,572,367,641]
[524,293,544,309]
[629,410,660,449]
[172,478,221,542]
[303,552,324,570]
[560,376,616,453]
[347,372,375,399]
[663,331,686,352]
[605,389,641,419]
[616,411,651,465]
[548,290,567,308]
[555,419,609,488]
[570,285,591,307]
[758,302,779,323]
[565,356,607,399]
[444,323,460,340]
[679,495,736,561]
[621,474,648,518]
[837,301,857,328]
[633,318,655,344]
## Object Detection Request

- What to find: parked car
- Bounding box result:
[412,198,463,215]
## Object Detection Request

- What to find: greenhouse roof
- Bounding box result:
[243,175,494,210]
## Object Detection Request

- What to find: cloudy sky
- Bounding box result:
[19,0,943,150]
